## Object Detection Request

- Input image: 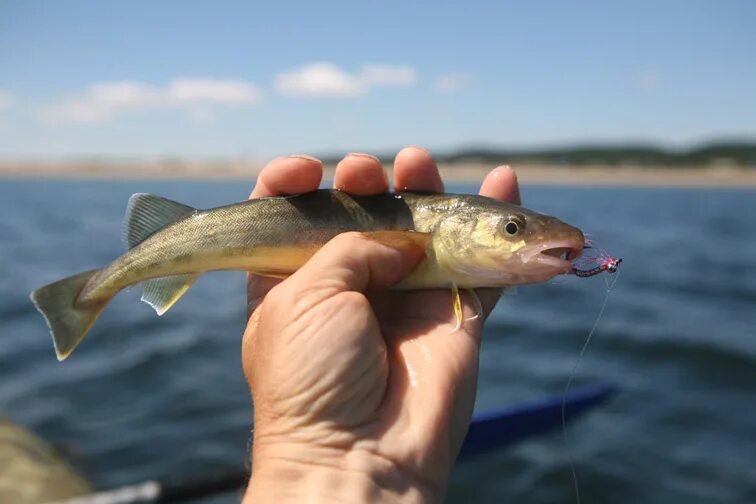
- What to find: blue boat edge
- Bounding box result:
[458,383,618,460]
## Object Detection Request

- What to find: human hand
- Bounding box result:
[242,148,521,503]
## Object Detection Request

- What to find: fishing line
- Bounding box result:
[561,266,621,504]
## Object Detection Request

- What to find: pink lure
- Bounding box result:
[571,240,622,277]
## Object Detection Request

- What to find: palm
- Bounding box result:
[248,286,483,486]
[371,290,483,472]
[243,148,520,496]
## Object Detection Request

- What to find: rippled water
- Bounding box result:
[1,180,754,503]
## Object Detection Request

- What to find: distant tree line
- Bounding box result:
[324,141,756,167]
[437,141,756,167]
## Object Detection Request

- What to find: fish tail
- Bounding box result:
[30,269,108,361]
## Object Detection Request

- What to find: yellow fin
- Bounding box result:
[362,230,432,251]
[451,283,463,332]
[448,287,482,332]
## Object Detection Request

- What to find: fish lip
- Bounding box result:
[522,240,585,271]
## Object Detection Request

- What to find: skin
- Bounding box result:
[242,147,521,503]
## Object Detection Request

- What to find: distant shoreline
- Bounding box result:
[1,161,755,188]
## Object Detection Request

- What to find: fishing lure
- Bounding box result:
[563,238,622,504]
[572,257,622,277]
[571,241,622,278]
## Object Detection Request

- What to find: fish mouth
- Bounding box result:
[522,240,585,272]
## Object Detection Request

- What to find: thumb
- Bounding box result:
[289,231,426,295]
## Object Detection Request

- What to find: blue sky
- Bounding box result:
[1,0,755,159]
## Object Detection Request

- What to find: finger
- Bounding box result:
[479,165,521,205]
[250,155,323,198]
[477,165,522,314]
[248,156,323,310]
[333,153,389,195]
[284,232,425,299]
[393,145,444,193]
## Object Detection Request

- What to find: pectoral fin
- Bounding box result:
[362,230,432,251]
[141,274,200,315]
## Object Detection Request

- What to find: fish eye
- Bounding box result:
[504,216,525,236]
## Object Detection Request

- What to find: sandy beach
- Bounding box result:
[1,160,755,188]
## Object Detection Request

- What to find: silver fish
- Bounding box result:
[31,190,585,360]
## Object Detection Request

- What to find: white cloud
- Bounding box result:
[168,79,259,104]
[435,73,471,94]
[275,62,417,98]
[0,90,15,111]
[276,63,365,97]
[359,64,417,86]
[46,82,160,123]
[40,78,261,124]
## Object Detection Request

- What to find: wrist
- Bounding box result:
[244,441,444,504]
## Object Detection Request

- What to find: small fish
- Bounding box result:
[30,190,585,360]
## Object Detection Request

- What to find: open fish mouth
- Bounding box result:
[523,240,585,271]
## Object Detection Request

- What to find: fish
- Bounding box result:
[30,189,585,361]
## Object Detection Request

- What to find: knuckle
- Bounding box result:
[333,231,367,248]
[263,281,289,307]
[336,290,371,312]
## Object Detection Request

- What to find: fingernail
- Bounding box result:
[492,165,516,178]
[407,145,430,154]
[287,154,323,164]
[346,152,382,163]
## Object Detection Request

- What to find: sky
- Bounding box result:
[1,0,755,160]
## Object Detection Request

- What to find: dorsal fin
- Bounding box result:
[122,194,195,249]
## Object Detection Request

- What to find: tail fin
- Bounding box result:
[30,270,107,361]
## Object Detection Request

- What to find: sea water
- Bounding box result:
[1,180,754,503]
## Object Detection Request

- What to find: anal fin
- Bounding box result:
[141,274,199,315]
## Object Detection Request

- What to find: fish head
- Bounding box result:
[436,197,585,286]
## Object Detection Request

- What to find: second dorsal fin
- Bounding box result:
[122,194,196,249]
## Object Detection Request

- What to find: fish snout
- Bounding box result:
[520,222,585,275]
[541,225,585,262]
